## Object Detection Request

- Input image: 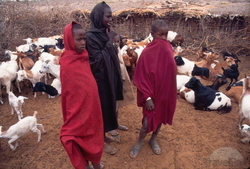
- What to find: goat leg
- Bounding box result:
[11,107,14,115]
[8,137,18,150]
[31,128,41,142]
[238,111,245,129]
[37,124,46,133]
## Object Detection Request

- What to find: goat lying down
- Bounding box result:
[0,111,46,150]
[33,82,59,98]
[180,75,227,104]
[185,77,232,114]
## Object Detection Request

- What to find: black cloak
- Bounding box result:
[85,2,123,132]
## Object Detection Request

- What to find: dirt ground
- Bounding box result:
[0,51,250,169]
[0,1,250,169]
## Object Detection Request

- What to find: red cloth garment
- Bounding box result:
[133,38,177,133]
[59,21,104,168]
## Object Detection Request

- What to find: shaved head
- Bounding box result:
[151,19,168,33]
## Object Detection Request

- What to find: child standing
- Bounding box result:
[129,19,177,159]
[107,34,136,136]
[59,21,104,169]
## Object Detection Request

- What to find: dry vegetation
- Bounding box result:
[0,1,250,169]
[0,1,249,57]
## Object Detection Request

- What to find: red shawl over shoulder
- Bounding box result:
[133,38,177,133]
[59,21,103,168]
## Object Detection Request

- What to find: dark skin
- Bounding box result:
[103,7,129,144]
[73,27,101,169]
[103,7,116,43]
[100,6,120,155]
[129,25,169,159]
[73,28,86,53]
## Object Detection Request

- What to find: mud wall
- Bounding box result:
[0,2,249,56]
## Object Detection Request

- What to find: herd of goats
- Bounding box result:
[0,31,249,150]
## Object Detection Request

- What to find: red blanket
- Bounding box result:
[133,38,177,133]
[59,21,103,168]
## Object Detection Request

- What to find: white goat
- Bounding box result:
[8,92,28,120]
[51,78,61,95]
[176,74,191,91]
[16,44,32,53]
[0,59,21,104]
[135,45,145,63]
[39,60,60,80]
[40,52,56,62]
[179,85,195,104]
[16,60,45,87]
[0,111,46,150]
[238,77,250,127]
[16,60,46,97]
[33,37,57,47]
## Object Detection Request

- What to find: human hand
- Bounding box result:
[145,99,154,111]
[106,27,116,42]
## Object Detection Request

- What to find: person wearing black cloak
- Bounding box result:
[85,1,123,155]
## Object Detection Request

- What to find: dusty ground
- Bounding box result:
[0,1,250,169]
[0,52,250,169]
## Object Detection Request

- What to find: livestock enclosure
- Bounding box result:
[0,0,249,57]
[0,1,250,169]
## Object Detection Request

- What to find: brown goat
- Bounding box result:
[225,86,243,104]
[47,47,63,58]
[13,52,34,70]
[126,47,138,80]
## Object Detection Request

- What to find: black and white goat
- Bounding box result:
[185,77,231,114]
[174,56,195,76]
[33,82,58,98]
[180,75,227,104]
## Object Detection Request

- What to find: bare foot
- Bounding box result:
[148,140,161,155]
[129,145,142,159]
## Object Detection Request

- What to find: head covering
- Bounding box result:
[59,21,104,167]
[90,1,110,29]
[62,21,77,52]
[60,21,87,60]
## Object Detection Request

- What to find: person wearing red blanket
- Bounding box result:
[59,21,104,169]
[129,19,177,159]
